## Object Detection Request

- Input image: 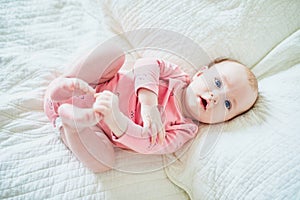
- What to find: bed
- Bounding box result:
[1,0,299,199]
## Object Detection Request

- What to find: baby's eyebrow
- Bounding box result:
[221,75,236,110]
[232,97,237,110]
[221,75,231,87]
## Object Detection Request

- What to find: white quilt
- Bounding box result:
[1,0,300,199]
[0,1,187,199]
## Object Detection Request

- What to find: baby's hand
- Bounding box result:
[141,105,165,145]
[93,90,119,117]
[93,90,127,137]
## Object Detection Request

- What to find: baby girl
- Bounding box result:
[44,44,258,173]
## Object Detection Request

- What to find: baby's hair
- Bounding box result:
[207,57,258,93]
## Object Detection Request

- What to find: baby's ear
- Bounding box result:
[193,66,208,80]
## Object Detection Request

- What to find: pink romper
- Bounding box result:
[44,58,199,155]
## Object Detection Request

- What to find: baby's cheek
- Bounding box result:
[208,107,226,123]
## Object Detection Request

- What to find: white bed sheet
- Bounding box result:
[0,0,189,199]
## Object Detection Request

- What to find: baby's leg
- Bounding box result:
[48,77,95,102]
[58,104,114,173]
[58,103,100,129]
[63,43,125,86]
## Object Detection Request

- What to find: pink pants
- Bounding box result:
[44,44,125,173]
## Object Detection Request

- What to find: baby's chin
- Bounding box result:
[198,115,229,124]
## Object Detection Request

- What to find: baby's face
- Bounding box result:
[185,61,257,123]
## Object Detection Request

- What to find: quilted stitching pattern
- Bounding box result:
[0,0,189,199]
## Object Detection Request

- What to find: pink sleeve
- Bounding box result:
[133,57,190,95]
[111,120,198,154]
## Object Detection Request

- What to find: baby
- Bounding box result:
[44,44,258,173]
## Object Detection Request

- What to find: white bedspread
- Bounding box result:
[1,0,300,199]
[0,1,188,199]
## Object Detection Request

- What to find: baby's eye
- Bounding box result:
[214,78,222,88]
[225,100,231,110]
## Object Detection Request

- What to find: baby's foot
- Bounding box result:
[58,104,101,130]
[50,77,95,101]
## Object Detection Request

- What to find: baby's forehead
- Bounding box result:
[203,63,249,87]
[206,62,246,77]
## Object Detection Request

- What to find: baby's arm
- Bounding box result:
[93,90,162,141]
[133,57,189,95]
[133,58,189,144]
[138,88,165,144]
[137,88,158,105]
[93,91,198,155]
[117,121,198,154]
[93,90,128,137]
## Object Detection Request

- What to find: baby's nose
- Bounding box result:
[208,91,219,104]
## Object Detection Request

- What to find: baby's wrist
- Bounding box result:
[109,112,128,137]
[138,88,158,105]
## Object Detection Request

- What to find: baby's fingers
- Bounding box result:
[150,123,157,145]
[85,85,96,94]
[93,104,108,116]
[94,112,103,122]
[79,81,94,94]
[143,118,150,130]
[158,126,166,144]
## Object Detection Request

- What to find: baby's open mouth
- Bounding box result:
[200,96,208,110]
